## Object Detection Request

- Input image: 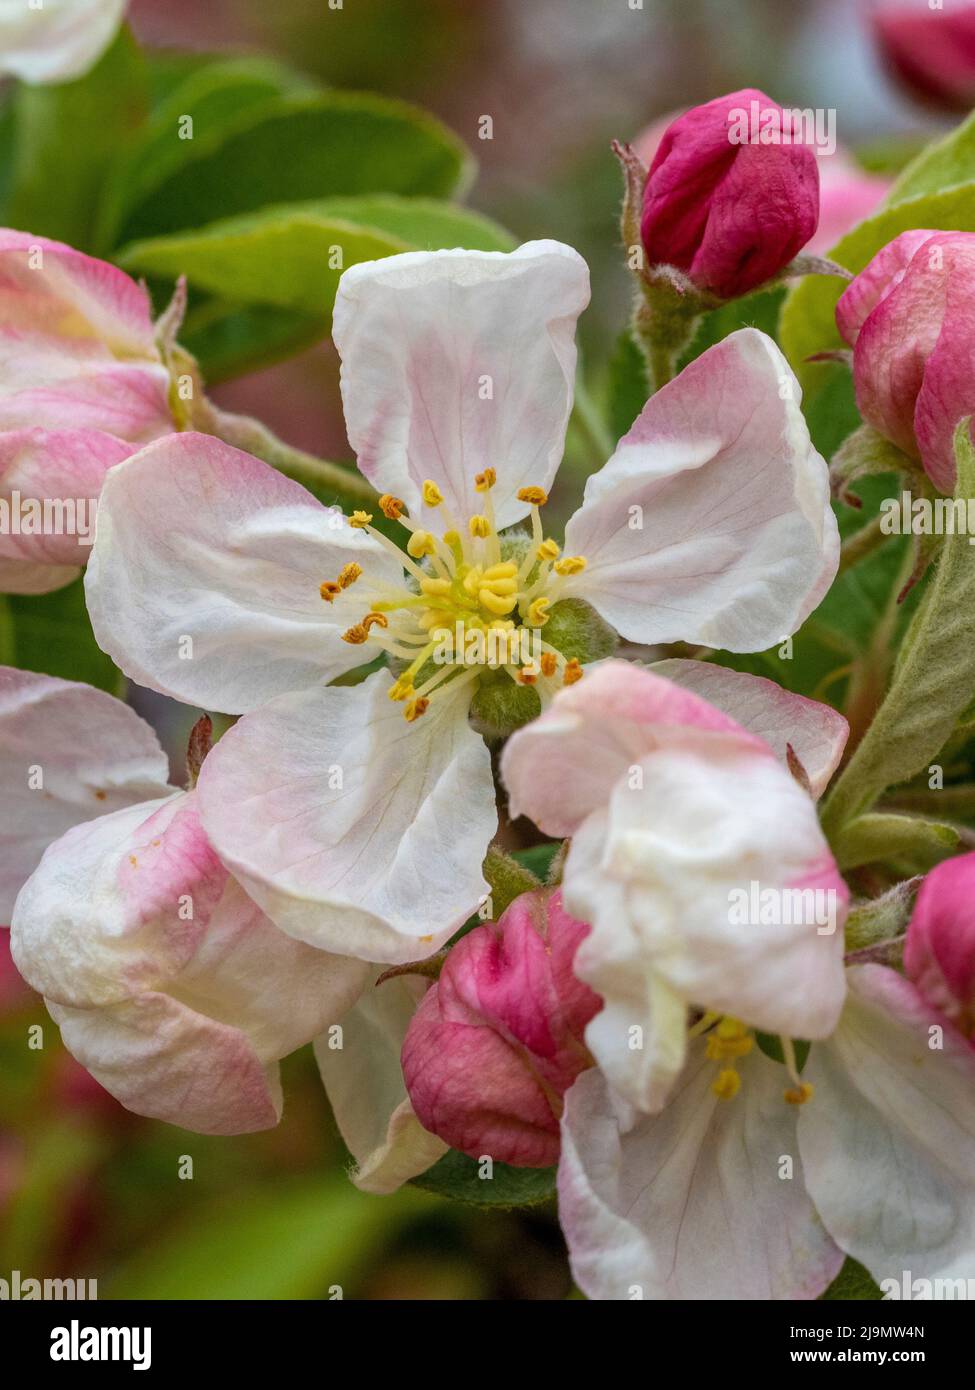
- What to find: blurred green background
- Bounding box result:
[0,0,953,1299]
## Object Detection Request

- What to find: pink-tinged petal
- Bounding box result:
[564,741,848,1076]
[401,889,600,1167]
[562,329,838,651]
[0,0,127,85]
[835,229,938,347]
[47,992,282,1135]
[0,668,171,921]
[0,346,172,444]
[0,428,133,587]
[913,248,975,493]
[800,965,975,1286]
[85,432,402,714]
[12,788,366,1133]
[332,242,589,532]
[196,669,497,964]
[0,230,158,358]
[905,852,975,1030]
[650,659,848,799]
[502,659,763,839]
[316,975,447,1194]
[559,1058,843,1300]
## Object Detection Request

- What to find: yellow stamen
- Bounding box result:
[469,515,491,539]
[784,1083,815,1106]
[554,555,587,576]
[422,480,443,506]
[388,676,415,702]
[404,697,430,722]
[349,510,373,529]
[340,612,388,644]
[563,658,583,685]
[537,539,560,562]
[526,596,551,627]
[517,486,548,505]
[516,666,538,685]
[338,563,361,588]
[474,468,496,492]
[407,530,437,559]
[320,581,341,603]
[540,652,557,678]
[711,1069,741,1101]
[480,589,518,616]
[379,494,406,520]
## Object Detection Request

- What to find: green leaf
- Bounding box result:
[179,299,328,384]
[512,842,562,883]
[821,422,975,836]
[114,91,474,245]
[102,1178,432,1299]
[606,330,648,443]
[779,183,975,400]
[0,579,121,693]
[119,197,514,320]
[6,27,148,250]
[887,107,975,204]
[832,812,959,873]
[95,56,316,252]
[411,1149,557,1207]
[821,1256,884,1301]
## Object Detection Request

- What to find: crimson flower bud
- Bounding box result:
[640,88,819,300]
[871,0,975,113]
[401,888,601,1168]
[905,853,975,1038]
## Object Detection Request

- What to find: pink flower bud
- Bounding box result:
[836,230,975,492]
[401,888,601,1168]
[640,89,819,300]
[904,852,975,1034]
[871,0,975,113]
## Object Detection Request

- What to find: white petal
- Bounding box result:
[650,659,848,799]
[332,242,589,531]
[0,0,128,86]
[558,1057,843,1300]
[315,975,447,1194]
[85,432,402,713]
[563,329,839,651]
[0,667,171,921]
[196,668,496,964]
[800,964,975,1286]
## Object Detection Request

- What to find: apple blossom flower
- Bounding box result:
[640,89,820,300]
[401,888,601,1168]
[904,851,975,1035]
[870,0,975,113]
[82,244,838,968]
[501,659,850,1114]
[836,229,975,493]
[559,963,975,1299]
[0,665,171,921]
[11,788,369,1133]
[0,231,175,594]
[3,666,367,1133]
[0,0,128,85]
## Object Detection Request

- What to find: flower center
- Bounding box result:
[320,472,586,721]
[689,1014,814,1106]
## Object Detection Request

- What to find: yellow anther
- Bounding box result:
[516,666,538,686]
[517,487,548,505]
[784,1083,815,1106]
[482,562,517,580]
[711,1068,741,1101]
[469,515,491,539]
[554,555,587,576]
[349,510,373,529]
[363,612,388,632]
[474,468,497,492]
[422,481,444,506]
[407,530,437,558]
[338,563,361,588]
[443,528,460,548]
[420,576,452,598]
[716,1017,748,1039]
[379,494,406,520]
[526,596,551,627]
[404,697,430,722]
[537,539,560,562]
[706,1032,754,1062]
[480,589,518,616]
[563,658,583,685]
[388,676,415,702]
[540,652,557,678]
[341,612,388,643]
[319,580,341,603]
